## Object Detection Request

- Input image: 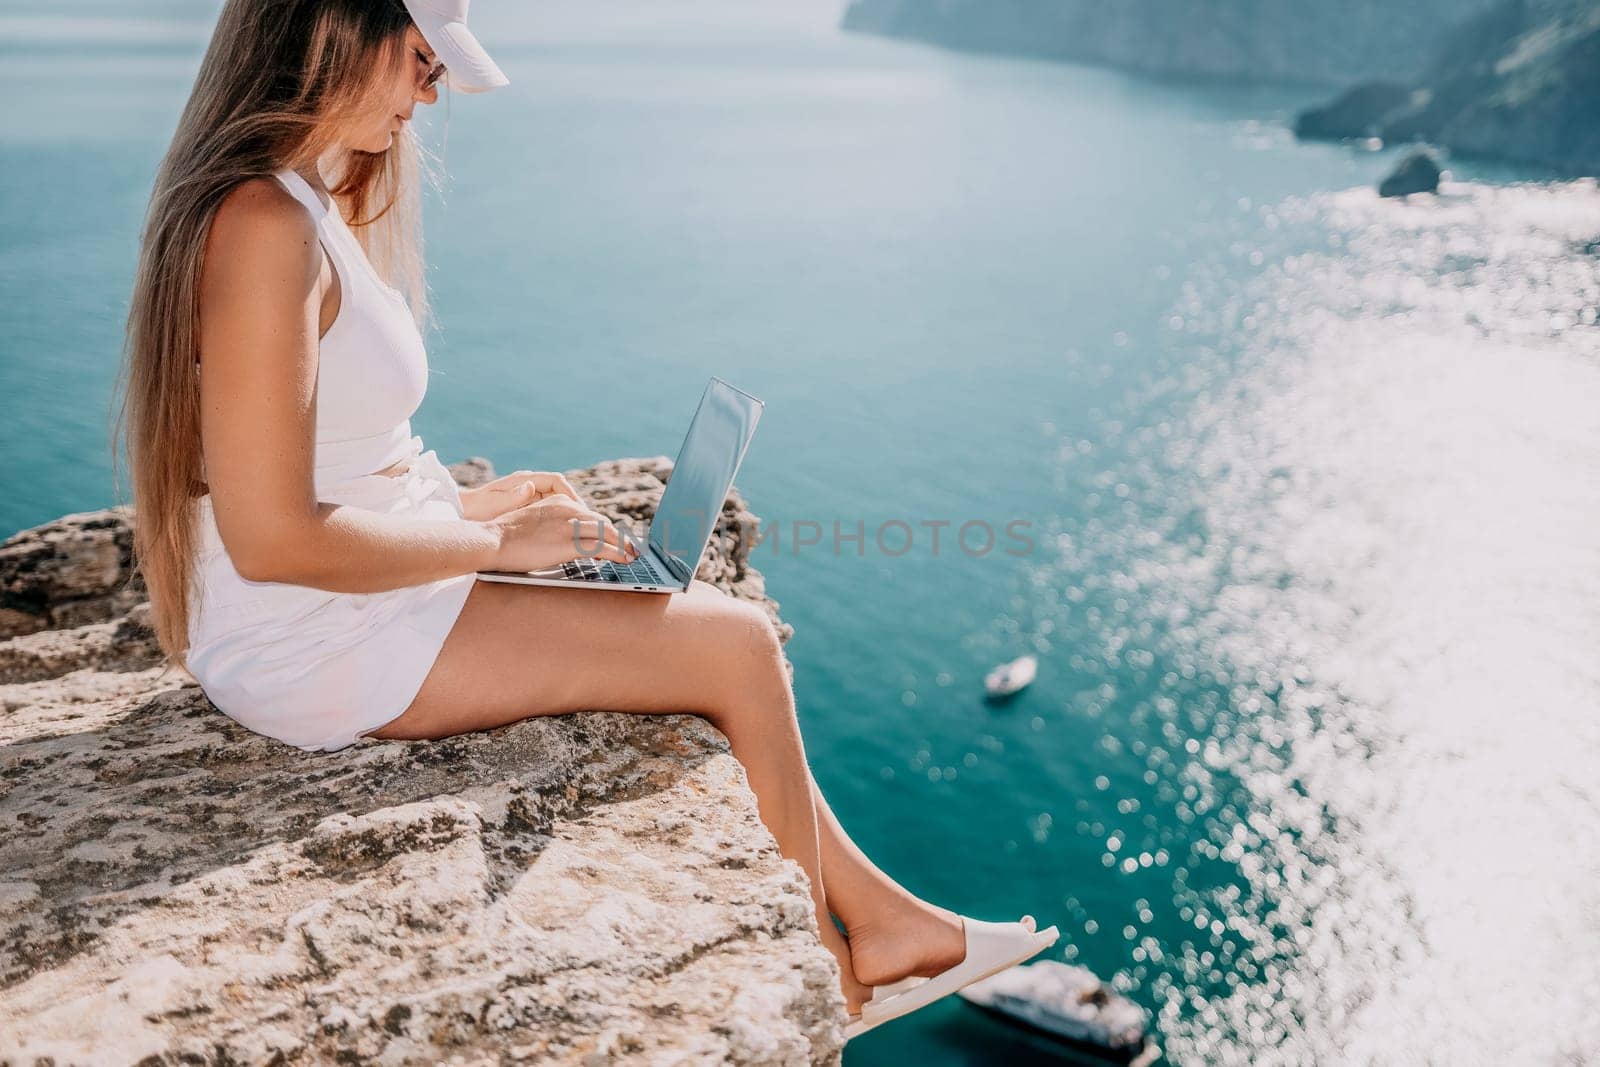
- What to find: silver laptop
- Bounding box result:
[476,377,764,594]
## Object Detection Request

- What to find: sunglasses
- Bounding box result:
[413,46,446,91]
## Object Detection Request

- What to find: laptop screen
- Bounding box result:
[649,378,764,582]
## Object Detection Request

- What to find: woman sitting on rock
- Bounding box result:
[114,0,1055,1036]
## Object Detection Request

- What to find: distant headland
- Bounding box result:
[842,0,1600,175]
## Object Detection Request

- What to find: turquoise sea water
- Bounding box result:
[5,3,1599,1064]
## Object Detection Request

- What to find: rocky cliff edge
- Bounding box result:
[0,455,843,1066]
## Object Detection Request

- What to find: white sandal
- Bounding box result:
[844,914,1060,1040]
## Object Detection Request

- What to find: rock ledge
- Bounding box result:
[0,456,842,1065]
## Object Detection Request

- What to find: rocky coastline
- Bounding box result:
[0,456,842,1065]
[840,0,1494,86]
[1294,0,1600,175]
[841,0,1599,176]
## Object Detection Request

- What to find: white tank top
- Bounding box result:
[198,168,430,489]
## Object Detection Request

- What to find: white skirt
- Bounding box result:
[186,437,477,752]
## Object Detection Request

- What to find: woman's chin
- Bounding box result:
[349,132,393,155]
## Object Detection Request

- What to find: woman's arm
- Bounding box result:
[198,179,501,594]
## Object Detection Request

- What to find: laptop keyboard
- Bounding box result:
[561,553,669,586]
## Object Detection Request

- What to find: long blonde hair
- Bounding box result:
[113,0,434,670]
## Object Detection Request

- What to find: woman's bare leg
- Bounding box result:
[373,578,874,1008]
[807,774,967,987]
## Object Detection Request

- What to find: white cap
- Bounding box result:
[401,0,509,94]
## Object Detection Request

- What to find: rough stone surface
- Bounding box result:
[0,457,841,1065]
[0,505,145,640]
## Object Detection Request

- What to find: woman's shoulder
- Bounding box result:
[211,175,318,244]
[203,176,322,288]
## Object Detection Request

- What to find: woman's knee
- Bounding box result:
[697,595,785,701]
[686,581,773,642]
[725,596,784,664]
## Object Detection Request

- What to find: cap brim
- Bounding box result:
[425,20,508,94]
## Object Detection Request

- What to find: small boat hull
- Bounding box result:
[958,960,1152,1064]
[985,654,1038,698]
[963,999,1155,1065]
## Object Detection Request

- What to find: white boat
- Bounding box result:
[957,960,1152,1062]
[984,654,1037,697]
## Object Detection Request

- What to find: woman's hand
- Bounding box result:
[485,494,640,572]
[459,470,582,522]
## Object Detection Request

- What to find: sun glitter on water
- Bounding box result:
[1025,179,1600,1066]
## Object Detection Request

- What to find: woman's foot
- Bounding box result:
[843,896,967,990]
